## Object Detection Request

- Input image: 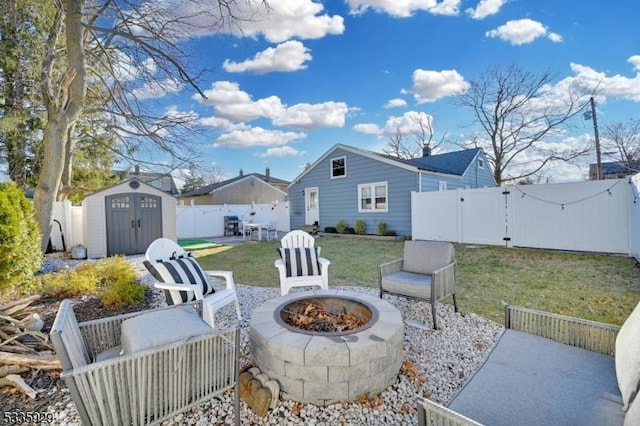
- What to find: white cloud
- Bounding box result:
[196,81,283,122]
[273,102,350,130]
[197,81,350,131]
[411,69,469,103]
[563,59,640,102]
[213,126,306,149]
[385,98,408,108]
[141,0,343,43]
[486,19,563,45]
[353,123,381,134]
[381,110,434,136]
[132,78,184,99]
[259,146,306,157]
[223,41,312,74]
[466,0,506,19]
[346,0,461,18]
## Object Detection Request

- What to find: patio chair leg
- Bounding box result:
[431,302,437,330]
[452,293,458,313]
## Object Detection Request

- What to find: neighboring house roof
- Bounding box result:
[603,161,638,175]
[291,143,487,185]
[114,166,180,195]
[82,178,175,200]
[181,170,289,197]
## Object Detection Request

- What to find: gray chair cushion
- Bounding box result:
[449,329,624,426]
[403,241,454,275]
[381,271,432,299]
[120,308,212,355]
[615,300,640,410]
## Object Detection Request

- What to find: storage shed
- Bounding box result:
[82,179,176,258]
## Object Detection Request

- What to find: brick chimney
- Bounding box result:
[134,164,140,174]
[265,166,271,181]
[422,146,431,157]
[239,169,243,177]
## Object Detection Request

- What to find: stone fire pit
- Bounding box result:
[249,289,404,405]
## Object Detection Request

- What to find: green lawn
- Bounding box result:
[194,237,640,326]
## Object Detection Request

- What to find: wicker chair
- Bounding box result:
[275,230,330,295]
[378,240,458,329]
[50,299,240,426]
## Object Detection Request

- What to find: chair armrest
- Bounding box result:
[318,257,330,266]
[154,282,204,300]
[431,261,456,301]
[378,258,403,278]
[203,270,236,291]
[417,396,481,426]
[505,304,620,356]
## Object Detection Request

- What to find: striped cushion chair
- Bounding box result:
[275,231,331,295]
[144,255,215,305]
[144,238,241,327]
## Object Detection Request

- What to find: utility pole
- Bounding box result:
[588,96,603,180]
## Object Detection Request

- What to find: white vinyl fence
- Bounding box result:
[176,202,290,239]
[50,201,291,252]
[412,177,637,256]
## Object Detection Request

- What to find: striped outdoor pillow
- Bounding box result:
[143,256,215,305]
[277,247,321,277]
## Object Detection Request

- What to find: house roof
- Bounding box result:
[593,160,640,175]
[405,148,482,175]
[291,143,485,184]
[181,171,290,197]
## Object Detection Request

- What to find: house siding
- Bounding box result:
[290,148,418,236]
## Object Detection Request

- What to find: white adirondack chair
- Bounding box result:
[275,230,330,295]
[144,238,241,327]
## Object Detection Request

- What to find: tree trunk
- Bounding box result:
[33,0,86,253]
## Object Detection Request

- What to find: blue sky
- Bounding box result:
[108,1,640,184]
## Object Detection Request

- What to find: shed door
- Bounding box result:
[106,193,162,256]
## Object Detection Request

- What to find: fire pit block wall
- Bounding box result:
[249,290,404,405]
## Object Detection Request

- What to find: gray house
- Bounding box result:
[288,143,496,237]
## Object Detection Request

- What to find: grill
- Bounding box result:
[223,215,239,236]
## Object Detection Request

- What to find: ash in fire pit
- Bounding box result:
[276,296,377,335]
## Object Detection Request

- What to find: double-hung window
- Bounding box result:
[358,182,388,212]
[331,156,346,178]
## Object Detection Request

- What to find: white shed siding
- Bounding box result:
[82,180,176,258]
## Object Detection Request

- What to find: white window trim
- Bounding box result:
[330,156,347,179]
[358,181,388,213]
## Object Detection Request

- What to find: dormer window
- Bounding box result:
[331,156,346,178]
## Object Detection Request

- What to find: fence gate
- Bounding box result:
[105,193,162,256]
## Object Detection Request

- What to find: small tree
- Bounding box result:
[0,182,42,291]
[602,119,640,175]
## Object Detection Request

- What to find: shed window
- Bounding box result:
[439,181,447,191]
[358,182,388,212]
[478,158,484,168]
[331,156,346,178]
[111,196,130,209]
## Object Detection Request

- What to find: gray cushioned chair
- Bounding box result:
[50,299,241,425]
[378,240,458,329]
